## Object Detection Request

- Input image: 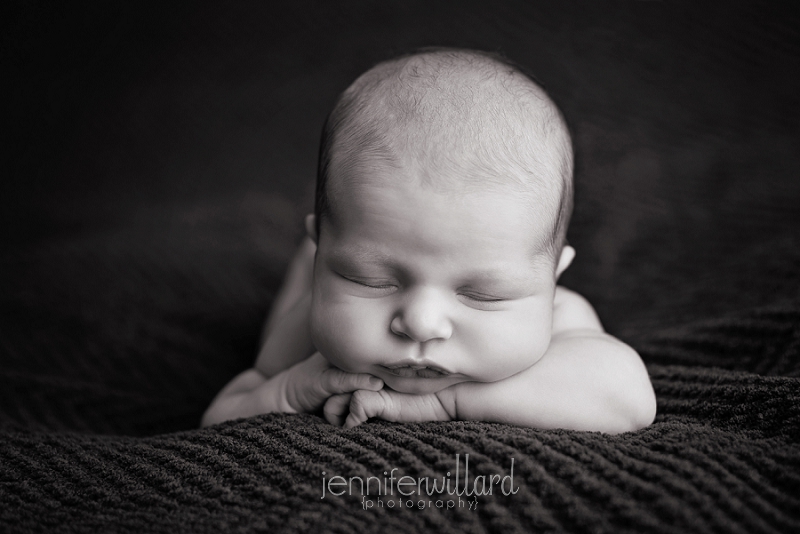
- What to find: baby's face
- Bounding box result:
[309,166,563,395]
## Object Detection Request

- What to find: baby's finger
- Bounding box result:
[343,389,386,429]
[323,393,352,426]
[344,390,453,428]
[320,369,383,396]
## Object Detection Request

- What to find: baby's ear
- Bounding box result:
[555,245,576,278]
[304,214,319,244]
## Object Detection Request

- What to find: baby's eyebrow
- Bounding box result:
[460,269,535,288]
[461,255,553,287]
[330,247,393,266]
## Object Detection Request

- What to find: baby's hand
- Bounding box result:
[323,388,454,429]
[274,352,384,414]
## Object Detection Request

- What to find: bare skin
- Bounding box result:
[202,233,657,433]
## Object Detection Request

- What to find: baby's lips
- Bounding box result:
[381,358,452,377]
[381,366,449,379]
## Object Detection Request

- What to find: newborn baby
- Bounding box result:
[203,48,656,432]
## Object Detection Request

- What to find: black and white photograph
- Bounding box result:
[2,1,798,532]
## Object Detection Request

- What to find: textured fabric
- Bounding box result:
[2,1,799,532]
[2,355,799,533]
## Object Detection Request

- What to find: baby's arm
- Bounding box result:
[442,287,656,432]
[334,287,656,433]
[201,238,382,426]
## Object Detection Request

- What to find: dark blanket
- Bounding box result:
[2,2,799,532]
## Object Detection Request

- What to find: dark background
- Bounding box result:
[2,1,799,435]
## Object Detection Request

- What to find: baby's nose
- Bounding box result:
[390,289,453,343]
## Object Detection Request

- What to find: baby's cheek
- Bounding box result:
[471,309,551,380]
[309,297,380,373]
[309,297,340,359]
[501,334,549,376]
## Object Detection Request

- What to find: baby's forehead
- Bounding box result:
[333,106,565,212]
[324,171,562,276]
[333,160,562,243]
[329,117,565,244]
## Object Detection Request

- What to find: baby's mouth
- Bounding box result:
[381,363,450,379]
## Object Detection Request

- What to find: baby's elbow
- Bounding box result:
[201,391,246,427]
[200,406,218,428]
[606,343,657,433]
[618,384,657,433]
[201,398,229,427]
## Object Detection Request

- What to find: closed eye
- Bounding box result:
[459,292,506,303]
[339,274,396,290]
[457,292,509,311]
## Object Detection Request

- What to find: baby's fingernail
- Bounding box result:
[369,377,382,387]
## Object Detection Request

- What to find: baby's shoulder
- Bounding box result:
[552,286,604,334]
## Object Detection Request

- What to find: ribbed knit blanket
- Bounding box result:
[2,2,798,532]
[2,366,799,532]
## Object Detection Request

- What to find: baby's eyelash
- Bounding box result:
[359,281,395,289]
[460,293,505,303]
[341,275,395,289]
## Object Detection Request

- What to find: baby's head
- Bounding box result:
[307,48,575,394]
